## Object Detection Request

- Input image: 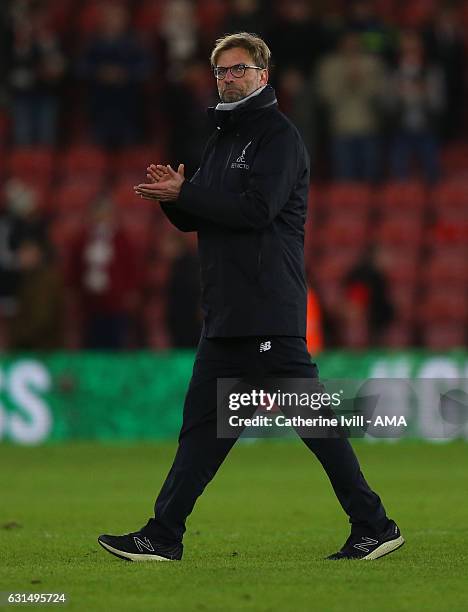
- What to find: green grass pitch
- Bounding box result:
[1,440,467,611]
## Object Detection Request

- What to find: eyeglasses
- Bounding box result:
[213,63,265,80]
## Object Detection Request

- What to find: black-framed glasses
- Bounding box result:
[213,63,265,80]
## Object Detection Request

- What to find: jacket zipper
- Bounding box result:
[256,233,263,279]
[221,141,235,184]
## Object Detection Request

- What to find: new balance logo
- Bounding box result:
[231,141,252,169]
[134,536,155,552]
[259,341,271,352]
[353,537,379,553]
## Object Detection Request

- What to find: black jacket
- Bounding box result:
[162,85,310,338]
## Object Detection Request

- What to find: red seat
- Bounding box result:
[321,183,372,217]
[398,0,436,26]
[421,324,466,349]
[384,253,419,284]
[440,143,468,179]
[376,217,423,246]
[111,180,154,215]
[311,251,359,284]
[53,179,103,213]
[377,181,427,213]
[45,0,76,34]
[0,110,10,146]
[133,0,164,34]
[59,146,109,181]
[381,322,413,348]
[8,148,54,182]
[114,146,165,182]
[429,219,468,246]
[418,291,467,322]
[196,0,230,37]
[432,179,468,213]
[422,251,468,286]
[318,218,368,247]
[307,185,321,215]
[76,1,108,37]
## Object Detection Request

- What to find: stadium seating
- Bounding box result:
[2,0,467,351]
[133,0,164,34]
[114,146,165,183]
[440,144,468,179]
[422,249,468,287]
[53,179,104,213]
[377,181,427,214]
[58,146,109,182]
[320,183,372,218]
[421,323,466,349]
[432,179,468,214]
[381,321,414,348]
[7,148,55,183]
[375,216,424,247]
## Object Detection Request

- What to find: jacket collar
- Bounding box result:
[208,84,277,130]
[214,84,267,111]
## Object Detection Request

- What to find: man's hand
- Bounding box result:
[146,163,169,184]
[134,164,185,202]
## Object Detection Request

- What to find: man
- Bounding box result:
[98,33,404,562]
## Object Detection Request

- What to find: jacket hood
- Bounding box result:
[208,84,277,130]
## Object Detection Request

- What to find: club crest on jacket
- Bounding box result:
[231,141,252,169]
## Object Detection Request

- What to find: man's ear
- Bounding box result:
[260,69,269,86]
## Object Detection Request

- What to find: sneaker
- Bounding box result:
[97,522,183,562]
[326,519,404,560]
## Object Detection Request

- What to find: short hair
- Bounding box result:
[210,32,271,69]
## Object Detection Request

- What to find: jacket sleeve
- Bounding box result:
[173,125,302,230]
[160,168,202,232]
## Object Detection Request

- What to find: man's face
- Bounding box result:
[215,47,268,103]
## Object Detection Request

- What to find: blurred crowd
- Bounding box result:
[0,0,467,351]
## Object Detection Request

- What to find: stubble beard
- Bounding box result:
[221,89,244,102]
[220,83,252,103]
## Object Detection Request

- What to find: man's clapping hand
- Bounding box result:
[134,163,185,202]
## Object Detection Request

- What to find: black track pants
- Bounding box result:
[147,337,388,544]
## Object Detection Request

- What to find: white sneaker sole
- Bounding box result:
[98,539,173,562]
[362,536,405,560]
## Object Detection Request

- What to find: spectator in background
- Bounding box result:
[318,32,385,182]
[424,4,465,141]
[267,0,324,79]
[160,0,199,79]
[78,2,151,148]
[68,197,142,350]
[223,0,266,37]
[9,236,64,350]
[0,1,12,111]
[8,1,66,146]
[342,247,394,347]
[0,179,47,320]
[276,67,318,177]
[347,0,395,62]
[386,31,444,183]
[164,58,215,178]
[165,233,201,348]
